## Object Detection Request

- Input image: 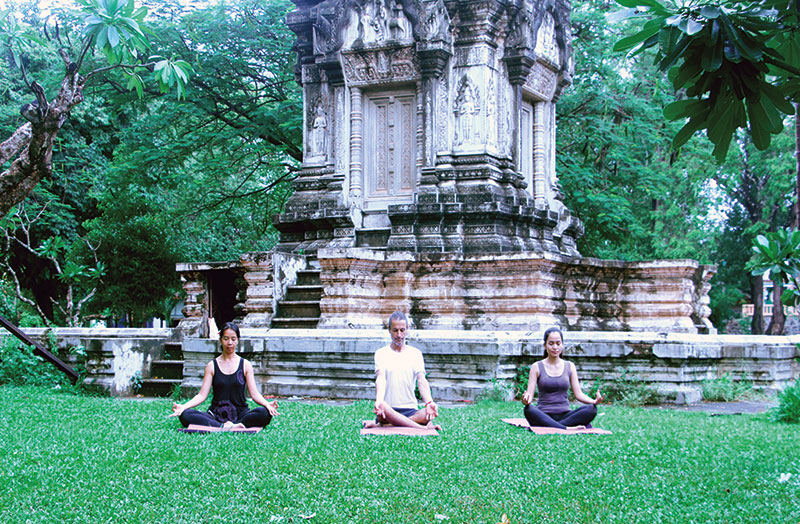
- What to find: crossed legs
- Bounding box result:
[523,404,597,430]
[179,406,272,429]
[363,401,441,430]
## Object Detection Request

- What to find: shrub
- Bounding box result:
[476,378,513,402]
[513,364,530,400]
[772,377,800,424]
[702,372,753,402]
[599,368,661,407]
[0,337,68,387]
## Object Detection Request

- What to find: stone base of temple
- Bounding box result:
[316,248,715,334]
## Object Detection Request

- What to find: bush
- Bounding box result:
[513,364,530,400]
[597,368,661,407]
[702,372,752,401]
[0,337,68,388]
[772,377,800,424]
[476,378,513,402]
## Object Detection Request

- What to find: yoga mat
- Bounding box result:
[179,424,263,434]
[360,422,439,436]
[502,418,612,435]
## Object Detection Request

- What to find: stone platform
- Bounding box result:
[182,329,798,404]
[11,328,797,404]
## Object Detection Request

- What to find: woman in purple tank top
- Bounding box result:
[521,327,604,429]
[169,322,279,430]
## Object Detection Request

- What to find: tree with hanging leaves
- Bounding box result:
[612,0,800,228]
[0,0,191,217]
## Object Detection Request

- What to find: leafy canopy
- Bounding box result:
[612,0,800,161]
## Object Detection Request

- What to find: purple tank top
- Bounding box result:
[536,360,571,414]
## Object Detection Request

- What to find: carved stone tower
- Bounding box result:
[276,0,583,255]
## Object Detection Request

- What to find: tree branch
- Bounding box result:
[0,123,33,166]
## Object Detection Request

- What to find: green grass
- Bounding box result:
[1,386,798,524]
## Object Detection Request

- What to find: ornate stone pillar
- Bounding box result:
[533,101,546,206]
[349,87,363,204]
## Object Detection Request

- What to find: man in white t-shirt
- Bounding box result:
[363,311,440,430]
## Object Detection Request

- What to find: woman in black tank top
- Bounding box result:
[169,322,279,430]
[520,327,604,429]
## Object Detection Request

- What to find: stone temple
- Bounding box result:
[177,0,715,336]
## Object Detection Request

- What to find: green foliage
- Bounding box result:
[476,378,513,402]
[596,368,661,407]
[558,0,716,260]
[612,0,799,161]
[512,364,530,400]
[169,381,183,402]
[79,0,149,63]
[702,372,753,401]
[0,338,68,387]
[772,376,800,424]
[2,0,299,323]
[748,228,800,308]
[130,370,142,393]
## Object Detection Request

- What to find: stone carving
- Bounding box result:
[310,99,329,156]
[454,75,480,146]
[422,0,450,42]
[341,45,420,86]
[345,0,412,47]
[436,75,448,151]
[534,11,559,66]
[525,61,557,100]
[487,72,497,148]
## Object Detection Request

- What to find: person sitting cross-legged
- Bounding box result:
[363,311,441,431]
[521,327,604,430]
[169,322,278,430]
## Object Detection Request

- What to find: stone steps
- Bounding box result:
[140,341,184,397]
[271,268,322,329]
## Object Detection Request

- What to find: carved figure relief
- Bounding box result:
[487,73,497,148]
[454,75,480,146]
[344,0,411,48]
[310,99,328,156]
[341,46,419,86]
[534,12,559,66]
[505,3,534,49]
[422,0,450,42]
[437,75,448,152]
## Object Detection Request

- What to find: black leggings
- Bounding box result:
[179,407,272,428]
[523,404,597,430]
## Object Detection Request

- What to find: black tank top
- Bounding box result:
[211,357,247,410]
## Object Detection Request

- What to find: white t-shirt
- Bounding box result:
[374,344,426,409]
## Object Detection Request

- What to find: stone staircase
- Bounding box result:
[271,264,323,329]
[140,341,183,397]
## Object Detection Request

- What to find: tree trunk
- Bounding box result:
[794,102,799,229]
[766,279,786,335]
[0,68,85,217]
[751,274,764,334]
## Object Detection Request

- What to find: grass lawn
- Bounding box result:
[1,386,798,524]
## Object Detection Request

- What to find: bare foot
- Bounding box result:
[566,425,586,431]
[222,421,246,431]
[426,422,442,431]
[362,420,381,429]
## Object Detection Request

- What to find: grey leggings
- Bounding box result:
[523,404,597,429]
[179,406,272,428]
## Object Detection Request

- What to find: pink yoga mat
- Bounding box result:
[360,422,439,436]
[179,424,263,434]
[501,418,612,435]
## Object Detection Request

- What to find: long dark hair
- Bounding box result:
[542,327,563,357]
[219,322,240,339]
